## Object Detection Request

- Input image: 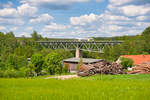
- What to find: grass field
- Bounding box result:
[0,74,150,100]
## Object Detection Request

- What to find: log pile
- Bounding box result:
[128,62,150,74]
[77,60,126,77]
[93,61,125,74]
[77,64,96,77]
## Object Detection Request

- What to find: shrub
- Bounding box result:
[63,64,69,73]
[120,57,133,69]
[6,54,27,70]
[26,62,35,77]
[0,69,5,77]
[44,52,63,75]
[76,58,83,71]
[3,69,18,78]
[31,54,44,75]
[2,68,28,78]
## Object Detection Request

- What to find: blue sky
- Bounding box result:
[0,0,150,38]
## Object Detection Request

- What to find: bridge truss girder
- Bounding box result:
[37,41,122,53]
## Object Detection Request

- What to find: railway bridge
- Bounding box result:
[36,41,123,58]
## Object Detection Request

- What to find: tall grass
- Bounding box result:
[0,74,150,100]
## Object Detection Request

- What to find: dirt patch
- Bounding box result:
[45,75,79,80]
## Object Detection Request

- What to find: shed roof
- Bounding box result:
[63,58,103,63]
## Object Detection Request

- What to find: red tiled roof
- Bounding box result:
[121,55,150,65]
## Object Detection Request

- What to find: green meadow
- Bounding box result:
[0,74,150,100]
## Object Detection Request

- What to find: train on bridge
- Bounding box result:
[76,38,94,42]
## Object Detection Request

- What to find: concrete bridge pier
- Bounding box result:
[75,48,82,58]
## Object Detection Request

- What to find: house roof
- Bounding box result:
[63,58,103,64]
[121,55,150,65]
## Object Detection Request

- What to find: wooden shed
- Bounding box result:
[63,58,103,73]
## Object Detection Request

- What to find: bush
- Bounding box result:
[26,62,36,77]
[31,54,44,75]
[0,69,5,77]
[6,54,27,70]
[120,57,133,69]
[76,58,83,71]
[63,64,69,73]
[44,52,63,75]
[0,67,31,78]
[3,69,21,78]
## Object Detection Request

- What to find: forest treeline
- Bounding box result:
[0,26,150,77]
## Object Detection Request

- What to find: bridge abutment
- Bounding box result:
[75,48,82,58]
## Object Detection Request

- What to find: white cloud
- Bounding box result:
[0,2,13,8]
[20,0,89,9]
[96,0,105,3]
[21,0,89,5]
[70,13,99,25]
[17,3,37,16]
[0,3,37,27]
[25,27,33,31]
[109,0,133,6]
[136,22,150,27]
[0,8,18,17]
[103,14,131,21]
[10,27,18,31]
[136,16,149,21]
[0,0,150,38]
[0,3,37,17]
[0,26,6,31]
[0,17,24,25]
[18,32,31,37]
[30,14,53,24]
[121,5,150,16]
[107,25,123,31]
[43,23,68,31]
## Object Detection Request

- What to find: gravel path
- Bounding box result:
[45,75,79,80]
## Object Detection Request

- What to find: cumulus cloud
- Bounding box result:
[30,14,53,24]
[10,27,18,31]
[109,0,133,6]
[18,32,31,37]
[1,0,150,38]
[42,23,68,31]
[121,5,150,16]
[0,26,6,31]
[67,0,150,38]
[0,17,24,25]
[0,8,18,17]
[70,13,99,25]
[107,25,123,31]
[25,27,33,31]
[0,3,38,27]
[20,0,89,10]
[136,16,150,21]
[17,3,37,16]
[96,0,105,3]
[109,0,150,6]
[0,3,37,18]
[0,2,13,8]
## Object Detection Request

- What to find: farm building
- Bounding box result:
[63,58,103,73]
[116,55,150,65]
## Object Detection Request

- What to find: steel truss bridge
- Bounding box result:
[36,41,123,52]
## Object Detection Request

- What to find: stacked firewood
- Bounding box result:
[77,64,96,77]
[93,61,125,75]
[77,60,126,77]
[128,62,150,74]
